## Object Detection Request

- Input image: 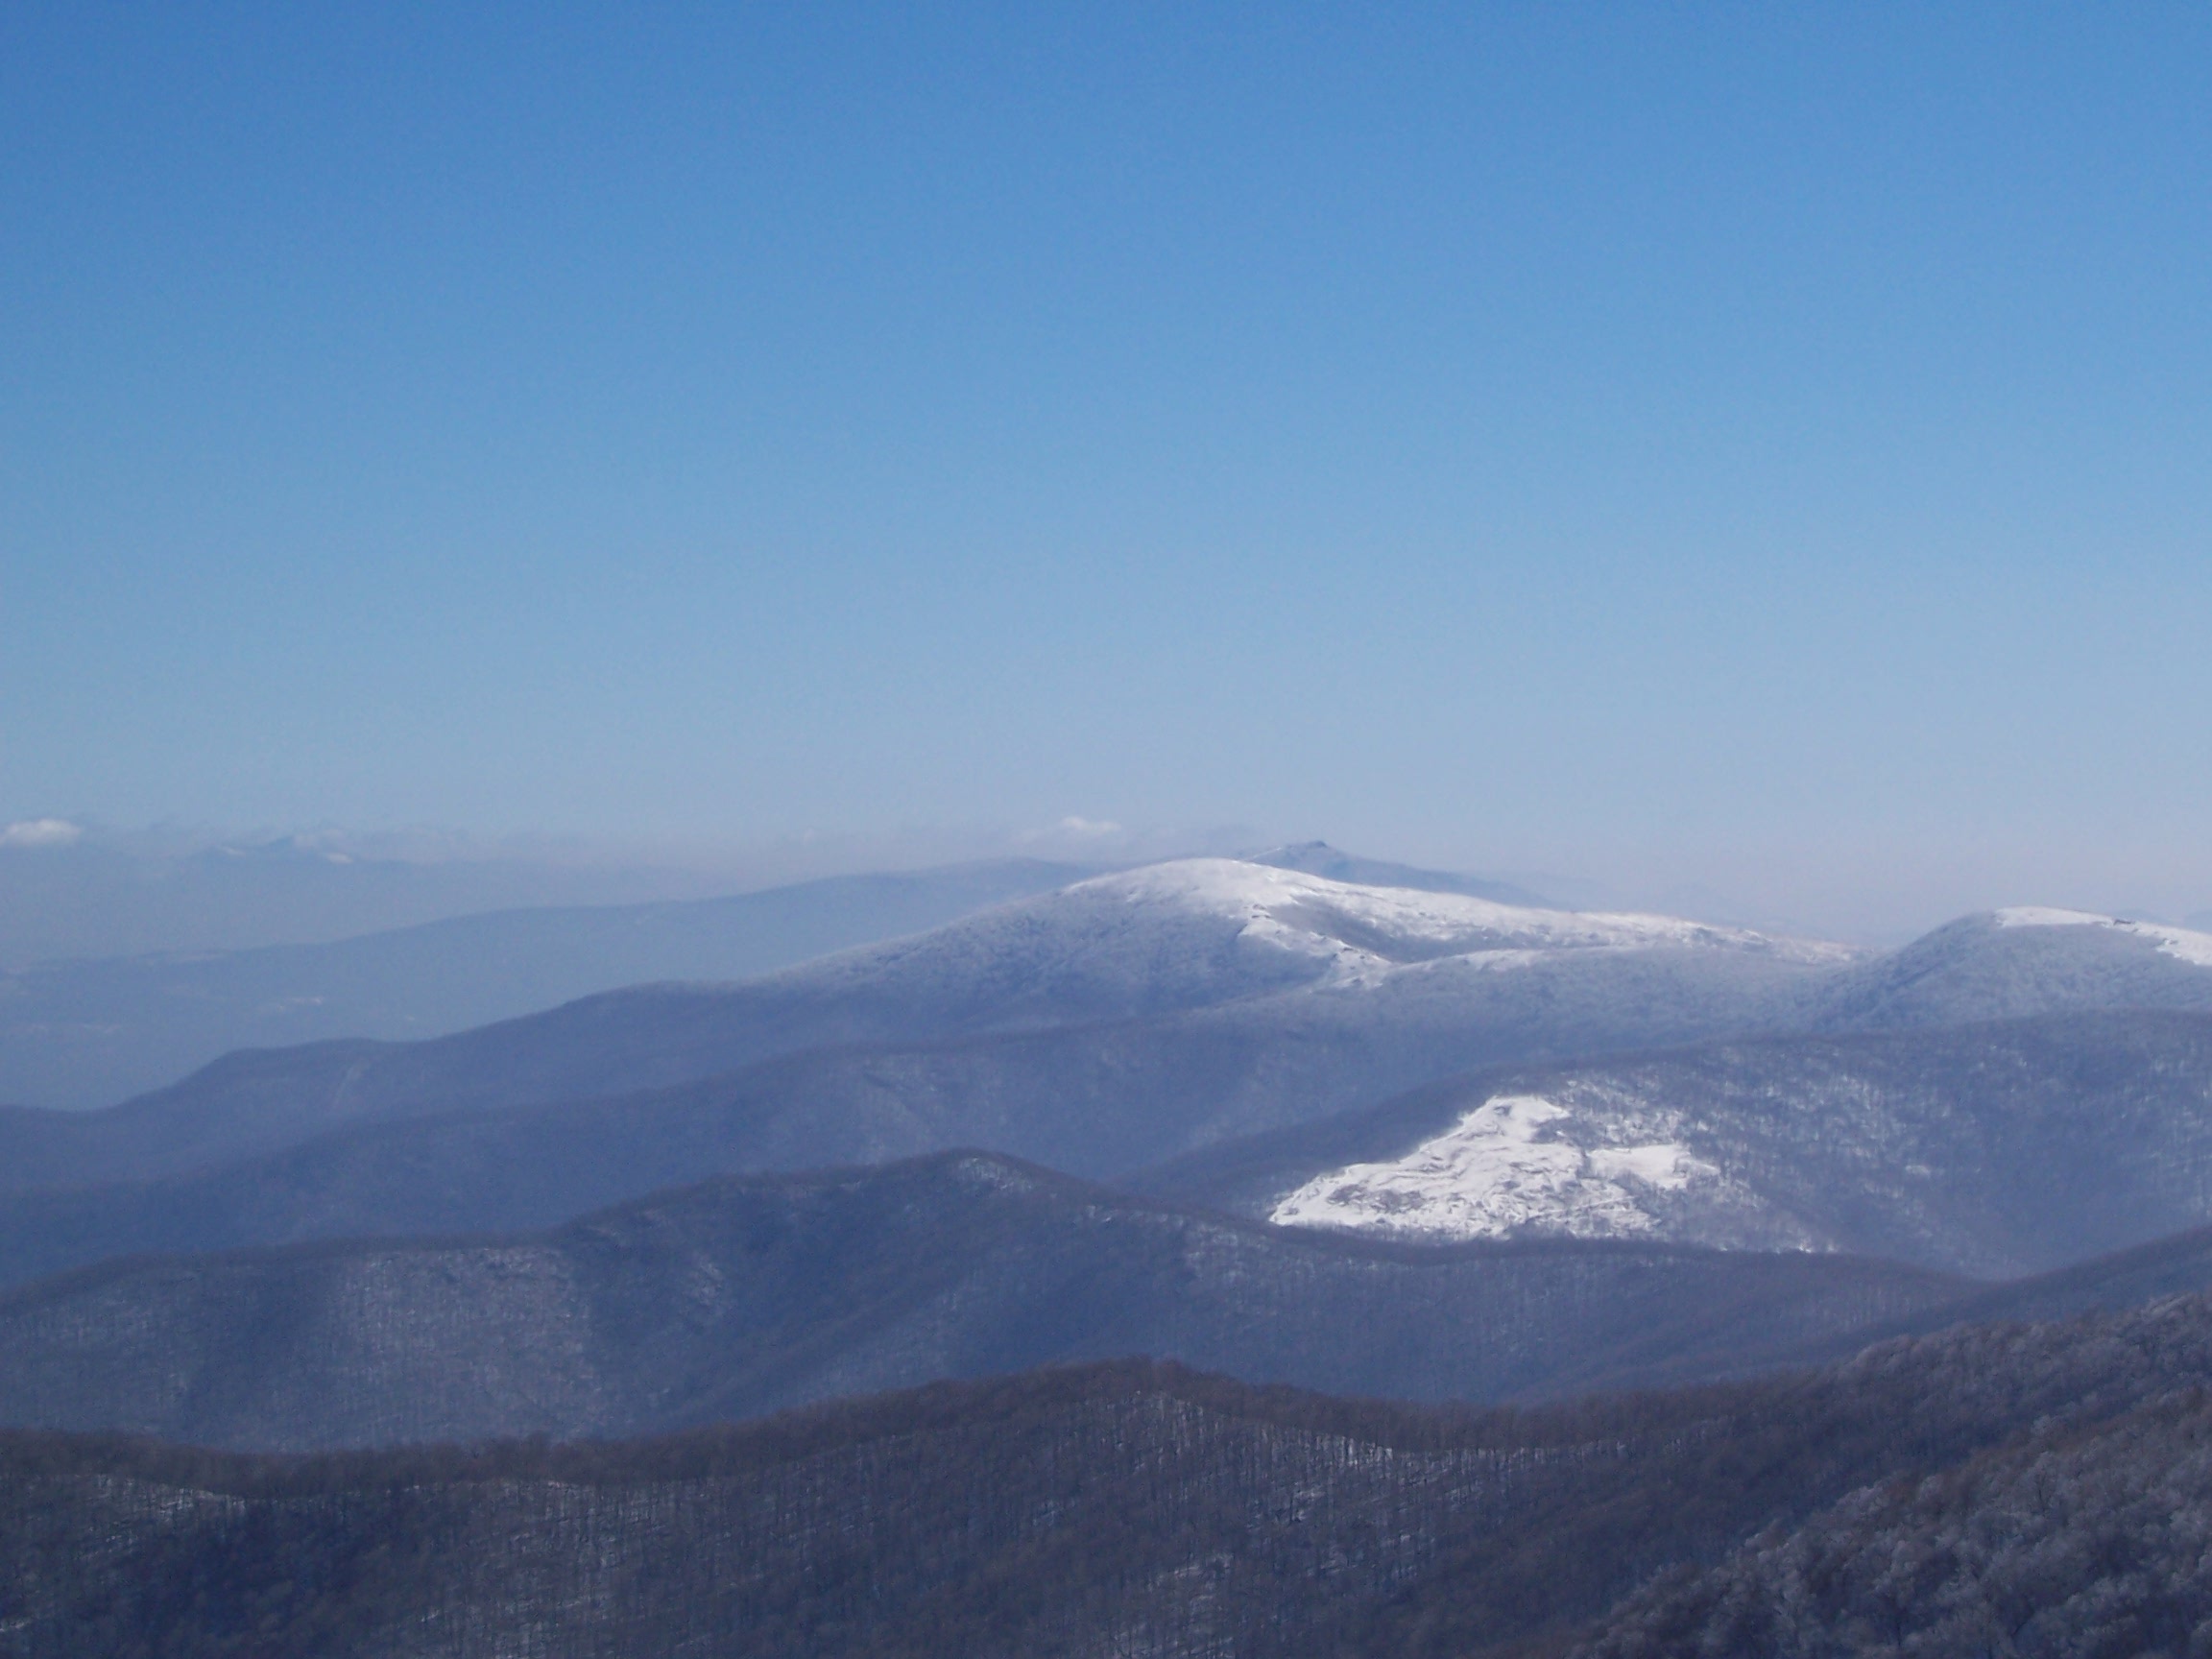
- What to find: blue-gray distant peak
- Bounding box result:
[0,857,1097,1110]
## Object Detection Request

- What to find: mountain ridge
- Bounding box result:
[0,1148,1972,1450]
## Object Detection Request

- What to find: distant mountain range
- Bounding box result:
[0,830,756,969]
[0,857,1096,1109]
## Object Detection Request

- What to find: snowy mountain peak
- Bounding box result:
[1992,907,2212,969]
[1069,858,1848,973]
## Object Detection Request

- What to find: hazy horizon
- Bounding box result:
[6,810,2211,953]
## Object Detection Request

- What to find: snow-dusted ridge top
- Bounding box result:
[1993,907,2212,969]
[1073,858,1853,973]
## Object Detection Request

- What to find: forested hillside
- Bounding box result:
[9,1295,2212,1657]
[1577,1391,2212,1659]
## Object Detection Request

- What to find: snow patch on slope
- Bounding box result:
[1268,1094,1718,1241]
[1993,908,2212,969]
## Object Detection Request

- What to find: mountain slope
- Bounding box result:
[1576,1386,2212,1659]
[0,858,1096,1111]
[1812,905,2212,1030]
[12,1295,2212,1657]
[0,1152,1966,1450]
[0,1041,389,1199]
[1732,1218,2212,1382]
[1134,1011,2212,1277]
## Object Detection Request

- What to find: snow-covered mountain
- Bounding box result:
[1993,906,2212,963]
[12,860,2212,1472]
[10,866,2212,1286]
[1087,858,1846,970]
[0,858,1850,1192]
[748,857,1848,1018]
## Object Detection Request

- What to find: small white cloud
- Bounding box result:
[1054,816,1124,839]
[0,818,84,849]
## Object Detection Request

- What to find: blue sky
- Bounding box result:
[4,3,2209,932]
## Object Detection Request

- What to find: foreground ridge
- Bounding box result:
[10,1294,2212,1657]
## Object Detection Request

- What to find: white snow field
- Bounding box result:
[1269,1093,1721,1241]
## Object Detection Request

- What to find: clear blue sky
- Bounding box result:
[4,3,2209,931]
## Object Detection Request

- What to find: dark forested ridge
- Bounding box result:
[0,1152,1967,1450]
[1575,1389,2212,1659]
[11,1293,2212,1659]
